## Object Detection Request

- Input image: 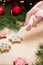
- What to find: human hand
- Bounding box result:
[24,1,43,31]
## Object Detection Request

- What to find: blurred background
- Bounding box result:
[0,0,40,30]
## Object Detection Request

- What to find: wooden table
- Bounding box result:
[0,22,43,65]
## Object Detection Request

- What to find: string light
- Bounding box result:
[3,0,6,2]
[20,0,24,3]
[30,2,32,5]
[3,3,5,6]
[0,0,2,2]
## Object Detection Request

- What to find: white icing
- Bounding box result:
[0,43,11,52]
[10,35,21,42]
[28,15,34,26]
[16,15,34,36]
[0,46,4,51]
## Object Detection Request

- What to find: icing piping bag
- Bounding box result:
[15,10,43,38]
[16,15,34,36]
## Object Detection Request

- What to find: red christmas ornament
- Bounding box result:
[12,6,21,16]
[0,7,5,15]
[13,57,28,65]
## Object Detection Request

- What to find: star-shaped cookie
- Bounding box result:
[0,43,11,53]
[9,35,22,43]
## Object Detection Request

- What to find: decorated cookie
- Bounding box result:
[13,58,28,65]
[0,43,11,53]
[0,32,6,39]
[9,35,22,43]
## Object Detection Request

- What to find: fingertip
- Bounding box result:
[26,25,31,31]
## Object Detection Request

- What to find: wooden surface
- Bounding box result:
[0,22,43,65]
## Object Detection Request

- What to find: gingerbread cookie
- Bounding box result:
[13,57,28,65]
[9,35,22,43]
[0,32,6,39]
[0,43,11,53]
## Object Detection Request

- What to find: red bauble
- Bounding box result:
[12,6,21,16]
[0,7,5,15]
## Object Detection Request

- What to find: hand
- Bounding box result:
[24,1,43,31]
